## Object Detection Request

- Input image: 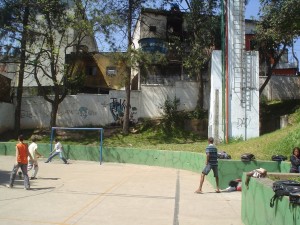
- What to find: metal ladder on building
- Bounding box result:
[231,0,252,111]
[242,52,254,111]
[232,0,244,94]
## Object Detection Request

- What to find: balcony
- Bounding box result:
[138,38,168,54]
[141,74,197,85]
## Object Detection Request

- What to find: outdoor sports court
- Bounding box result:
[0,156,243,225]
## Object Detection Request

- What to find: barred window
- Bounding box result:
[106,67,117,77]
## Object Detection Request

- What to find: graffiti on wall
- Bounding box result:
[237,117,251,128]
[78,106,97,119]
[59,107,97,119]
[109,98,137,124]
[21,110,33,119]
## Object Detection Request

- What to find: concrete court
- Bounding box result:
[0,156,243,225]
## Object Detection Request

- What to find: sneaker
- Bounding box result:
[44,161,49,163]
[6,184,13,188]
[30,177,37,180]
[24,187,30,190]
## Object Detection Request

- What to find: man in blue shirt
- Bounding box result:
[195,137,220,194]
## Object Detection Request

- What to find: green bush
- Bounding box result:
[186,107,208,119]
[160,96,183,134]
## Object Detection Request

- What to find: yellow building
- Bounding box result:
[68,52,128,94]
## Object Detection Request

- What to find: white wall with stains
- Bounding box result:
[0,102,14,133]
[15,81,201,129]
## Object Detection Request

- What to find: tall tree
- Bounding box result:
[0,0,35,134]
[100,0,224,132]
[123,0,134,135]
[256,0,300,94]
[27,0,98,128]
[99,0,149,134]
[183,0,220,109]
[160,0,221,109]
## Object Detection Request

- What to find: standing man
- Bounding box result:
[195,137,220,194]
[45,138,68,164]
[6,135,32,190]
[28,137,42,179]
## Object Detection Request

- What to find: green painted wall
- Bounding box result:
[242,173,300,225]
[0,142,292,189]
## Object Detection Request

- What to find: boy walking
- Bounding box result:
[195,137,220,194]
[6,135,32,190]
[28,137,42,179]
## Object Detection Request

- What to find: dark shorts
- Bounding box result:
[202,164,218,177]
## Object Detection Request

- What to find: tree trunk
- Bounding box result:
[14,3,29,135]
[198,71,204,109]
[259,59,272,95]
[292,42,299,74]
[122,0,133,135]
[50,87,60,128]
[50,101,58,128]
[259,45,287,95]
[123,68,131,134]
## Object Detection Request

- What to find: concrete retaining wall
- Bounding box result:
[0,142,291,189]
[260,76,300,101]
[0,81,204,132]
[2,76,300,134]
[242,173,300,225]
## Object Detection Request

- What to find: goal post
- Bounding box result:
[50,127,104,165]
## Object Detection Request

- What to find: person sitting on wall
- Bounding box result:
[290,147,300,173]
[245,168,267,188]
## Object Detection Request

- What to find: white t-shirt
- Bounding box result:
[28,142,38,160]
[54,142,63,152]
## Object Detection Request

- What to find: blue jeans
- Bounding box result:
[46,152,67,164]
[9,163,30,188]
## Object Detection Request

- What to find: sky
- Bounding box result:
[245,0,300,63]
[245,0,260,19]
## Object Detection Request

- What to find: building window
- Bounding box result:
[250,39,257,50]
[149,25,156,32]
[106,66,117,77]
[86,66,97,76]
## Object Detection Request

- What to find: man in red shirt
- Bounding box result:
[6,135,32,190]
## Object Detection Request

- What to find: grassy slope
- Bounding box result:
[219,124,300,160]
[103,122,300,160]
[2,124,299,161]
[103,100,300,160]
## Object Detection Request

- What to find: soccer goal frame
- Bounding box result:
[50,127,104,165]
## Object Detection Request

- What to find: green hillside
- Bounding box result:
[102,120,300,161]
[103,100,300,161]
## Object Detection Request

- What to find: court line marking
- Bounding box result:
[173,170,180,225]
[61,171,137,225]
